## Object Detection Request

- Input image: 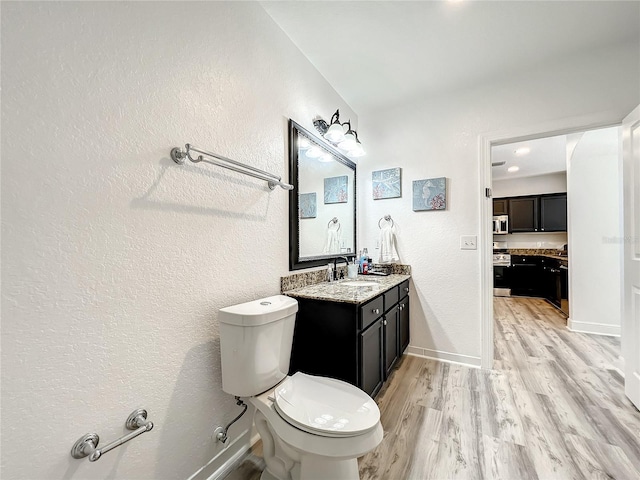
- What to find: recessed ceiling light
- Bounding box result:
[508,166,520,173]
[514,147,530,156]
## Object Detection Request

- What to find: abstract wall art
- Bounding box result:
[372,167,402,200]
[324,175,348,204]
[299,192,317,218]
[413,177,447,211]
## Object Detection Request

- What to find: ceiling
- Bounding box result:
[491,134,567,180]
[262,1,640,114]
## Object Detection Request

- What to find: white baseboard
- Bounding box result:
[187,428,258,480]
[406,345,481,368]
[567,318,621,337]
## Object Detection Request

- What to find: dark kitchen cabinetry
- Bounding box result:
[510,255,542,296]
[508,255,568,314]
[493,198,509,215]
[540,194,567,232]
[289,280,410,398]
[497,193,567,233]
[509,196,540,232]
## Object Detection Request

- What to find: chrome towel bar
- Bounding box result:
[171,144,294,191]
[71,409,154,462]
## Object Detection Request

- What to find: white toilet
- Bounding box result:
[219,295,383,480]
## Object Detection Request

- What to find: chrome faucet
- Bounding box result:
[333,256,351,281]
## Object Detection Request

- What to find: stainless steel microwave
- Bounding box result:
[493,215,509,234]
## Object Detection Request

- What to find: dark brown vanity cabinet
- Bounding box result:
[399,282,410,353]
[288,279,410,398]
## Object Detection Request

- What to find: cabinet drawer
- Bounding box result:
[399,280,410,299]
[360,296,384,330]
[383,286,399,312]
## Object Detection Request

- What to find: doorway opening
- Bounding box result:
[479,120,624,370]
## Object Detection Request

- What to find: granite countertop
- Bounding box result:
[507,250,568,264]
[284,274,410,305]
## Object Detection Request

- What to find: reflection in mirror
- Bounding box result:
[289,120,356,270]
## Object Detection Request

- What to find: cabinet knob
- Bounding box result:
[373,308,380,315]
[399,304,404,310]
[405,287,409,292]
[383,320,387,326]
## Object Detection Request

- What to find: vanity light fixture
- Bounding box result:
[324,111,346,143]
[313,109,366,158]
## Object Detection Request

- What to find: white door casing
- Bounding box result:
[622,105,640,409]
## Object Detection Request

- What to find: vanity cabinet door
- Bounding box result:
[399,296,410,354]
[359,318,384,397]
[384,305,400,378]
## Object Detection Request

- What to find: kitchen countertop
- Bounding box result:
[284,274,410,305]
[508,251,568,264]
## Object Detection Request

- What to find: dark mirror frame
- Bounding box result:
[288,119,357,270]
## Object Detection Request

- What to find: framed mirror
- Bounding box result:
[289,119,357,270]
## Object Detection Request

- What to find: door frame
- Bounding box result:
[478,111,624,369]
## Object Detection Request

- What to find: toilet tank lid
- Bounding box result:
[219,295,298,326]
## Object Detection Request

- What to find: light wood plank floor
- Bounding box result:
[226,297,640,480]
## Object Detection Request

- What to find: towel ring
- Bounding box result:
[378,215,394,229]
[328,217,341,232]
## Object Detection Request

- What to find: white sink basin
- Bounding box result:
[339,281,379,287]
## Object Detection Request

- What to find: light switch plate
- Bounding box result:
[460,235,477,250]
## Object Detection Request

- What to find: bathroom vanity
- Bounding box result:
[285,275,410,398]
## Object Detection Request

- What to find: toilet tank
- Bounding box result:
[219,295,298,397]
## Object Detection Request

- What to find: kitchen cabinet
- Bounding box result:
[496,193,567,233]
[540,194,567,232]
[289,279,410,398]
[510,255,542,296]
[508,196,540,232]
[493,198,509,216]
[509,255,568,315]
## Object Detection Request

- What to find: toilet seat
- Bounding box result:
[273,372,380,438]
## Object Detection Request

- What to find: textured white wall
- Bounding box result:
[359,42,638,362]
[567,127,622,335]
[493,172,568,248]
[0,2,356,479]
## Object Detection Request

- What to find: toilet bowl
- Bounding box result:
[218,295,383,480]
[249,373,383,480]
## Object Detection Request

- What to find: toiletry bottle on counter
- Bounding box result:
[362,248,369,275]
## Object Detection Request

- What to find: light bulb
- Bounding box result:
[306,146,322,158]
[348,143,365,157]
[338,132,357,151]
[324,123,345,143]
[298,137,310,149]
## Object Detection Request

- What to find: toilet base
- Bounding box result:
[254,409,365,480]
